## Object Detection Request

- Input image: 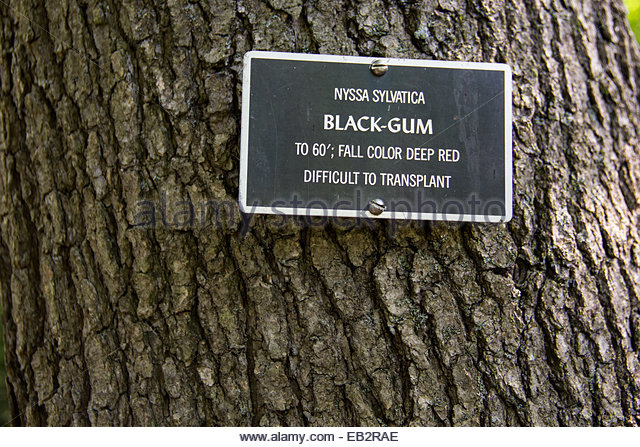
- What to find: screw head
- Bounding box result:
[370,60,388,76]
[368,198,386,216]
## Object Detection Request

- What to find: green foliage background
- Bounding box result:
[0,1,637,430]
[628,0,640,42]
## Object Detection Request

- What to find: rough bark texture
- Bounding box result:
[1,0,640,427]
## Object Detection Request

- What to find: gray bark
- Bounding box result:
[1,0,640,426]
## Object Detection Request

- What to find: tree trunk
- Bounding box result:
[1,0,640,427]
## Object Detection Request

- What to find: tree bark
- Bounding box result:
[1,0,640,427]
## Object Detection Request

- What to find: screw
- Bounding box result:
[370,60,388,76]
[368,198,386,216]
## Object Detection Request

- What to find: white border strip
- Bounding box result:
[2,426,636,447]
[239,51,513,223]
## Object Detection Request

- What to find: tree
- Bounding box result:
[1,0,640,427]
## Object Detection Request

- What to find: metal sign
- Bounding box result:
[239,51,512,222]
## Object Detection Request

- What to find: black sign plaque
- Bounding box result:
[239,51,512,222]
